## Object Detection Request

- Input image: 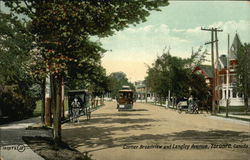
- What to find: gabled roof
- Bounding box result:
[200,65,213,78]
[194,65,213,78]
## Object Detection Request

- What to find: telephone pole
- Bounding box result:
[201,27,223,115]
[215,29,222,113]
[226,34,230,117]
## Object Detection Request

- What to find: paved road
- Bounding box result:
[0,117,52,160]
[63,101,250,160]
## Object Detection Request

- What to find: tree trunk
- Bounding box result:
[41,79,45,124]
[96,97,98,108]
[101,95,104,105]
[244,97,249,113]
[51,75,62,144]
[61,79,65,119]
[160,95,162,106]
[244,76,249,113]
[45,76,52,126]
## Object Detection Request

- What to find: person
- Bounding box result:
[71,97,80,123]
[188,95,194,113]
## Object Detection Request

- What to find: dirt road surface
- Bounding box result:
[62,102,250,160]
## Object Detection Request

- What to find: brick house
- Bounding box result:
[194,33,249,106]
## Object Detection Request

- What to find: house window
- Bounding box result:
[233,91,237,98]
[238,93,242,98]
[220,90,222,100]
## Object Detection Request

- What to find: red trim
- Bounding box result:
[193,66,211,78]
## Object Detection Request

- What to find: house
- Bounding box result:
[194,33,249,107]
[218,33,248,106]
[193,65,213,87]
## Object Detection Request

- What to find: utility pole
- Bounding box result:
[215,29,223,113]
[226,34,230,117]
[201,27,223,115]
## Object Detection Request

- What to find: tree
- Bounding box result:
[236,43,250,111]
[145,46,209,106]
[108,72,135,99]
[189,72,211,110]
[3,0,169,143]
[0,11,37,120]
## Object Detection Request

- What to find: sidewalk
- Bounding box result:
[0,117,52,160]
[216,112,250,121]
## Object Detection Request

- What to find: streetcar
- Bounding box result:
[117,86,134,111]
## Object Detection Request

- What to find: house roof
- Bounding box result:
[199,65,213,78]
[229,33,242,60]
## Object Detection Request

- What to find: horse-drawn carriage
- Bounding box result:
[177,97,199,114]
[68,90,91,122]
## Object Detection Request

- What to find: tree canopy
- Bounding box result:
[0,11,37,120]
[108,72,135,99]
[145,47,210,105]
[236,43,250,111]
[2,0,169,142]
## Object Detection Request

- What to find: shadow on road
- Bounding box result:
[118,109,149,112]
[92,113,150,117]
[69,117,158,125]
[63,125,250,153]
[63,124,153,149]
[168,130,250,143]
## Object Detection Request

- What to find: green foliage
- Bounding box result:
[0,11,38,120]
[0,85,36,120]
[108,72,135,98]
[189,73,211,108]
[65,65,110,97]
[3,0,169,141]
[3,0,169,92]
[236,43,250,110]
[3,1,169,79]
[0,11,33,84]
[145,47,210,105]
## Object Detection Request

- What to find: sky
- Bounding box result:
[1,1,249,82]
[100,1,250,82]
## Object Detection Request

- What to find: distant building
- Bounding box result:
[134,80,155,102]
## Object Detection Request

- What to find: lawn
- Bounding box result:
[216,114,250,122]
[219,105,247,113]
[33,99,69,117]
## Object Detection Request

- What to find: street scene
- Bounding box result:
[0,1,250,160]
[62,102,250,160]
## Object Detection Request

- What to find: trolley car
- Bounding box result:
[117,86,134,111]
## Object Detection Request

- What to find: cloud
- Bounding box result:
[170,20,250,55]
[126,25,154,33]
[173,28,185,33]
[186,26,201,33]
